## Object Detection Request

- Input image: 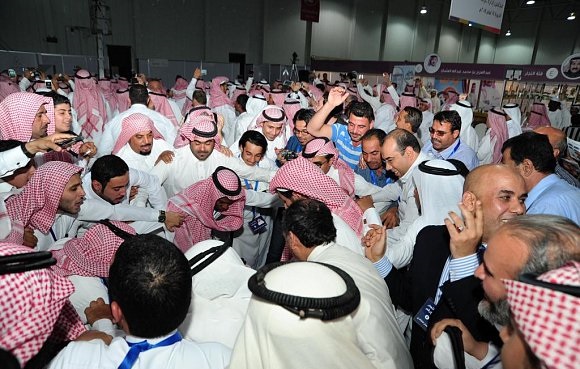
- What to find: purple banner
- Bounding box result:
[311,58,574,83]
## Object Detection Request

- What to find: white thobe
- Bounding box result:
[47,331,231,369]
[150,146,277,199]
[116,138,175,173]
[308,243,414,369]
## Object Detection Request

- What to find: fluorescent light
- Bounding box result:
[526,0,535,5]
[468,23,473,27]
[568,12,576,20]
[505,29,511,36]
[420,6,427,14]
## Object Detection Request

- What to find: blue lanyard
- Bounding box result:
[244,179,259,218]
[444,139,461,160]
[118,331,182,369]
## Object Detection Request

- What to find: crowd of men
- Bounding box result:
[0,66,578,369]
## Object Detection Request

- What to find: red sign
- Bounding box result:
[301,0,320,23]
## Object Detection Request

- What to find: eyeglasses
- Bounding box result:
[293,128,310,135]
[429,127,450,137]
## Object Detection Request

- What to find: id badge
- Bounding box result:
[248,215,267,234]
[413,297,436,331]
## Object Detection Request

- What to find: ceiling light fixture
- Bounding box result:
[568,12,576,20]
[526,0,535,5]
[468,23,473,27]
[420,6,427,14]
[506,29,512,36]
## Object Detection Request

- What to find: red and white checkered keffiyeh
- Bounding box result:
[283,98,301,131]
[167,167,246,253]
[51,221,136,278]
[231,86,247,104]
[249,105,288,143]
[98,78,115,112]
[209,76,233,109]
[171,77,189,101]
[302,137,356,198]
[0,92,55,141]
[2,162,82,244]
[115,88,131,114]
[269,156,363,236]
[73,69,108,139]
[503,261,579,369]
[0,243,86,366]
[0,75,20,102]
[400,93,417,109]
[108,79,119,113]
[149,91,180,128]
[174,109,222,149]
[111,113,164,154]
[528,102,552,129]
[269,89,286,107]
[487,108,509,164]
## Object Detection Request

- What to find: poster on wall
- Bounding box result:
[561,53,580,80]
[449,0,506,34]
[478,80,504,111]
[424,54,441,74]
[391,65,415,95]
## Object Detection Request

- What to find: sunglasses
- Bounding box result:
[429,127,450,137]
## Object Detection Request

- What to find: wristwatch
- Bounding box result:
[158,210,166,223]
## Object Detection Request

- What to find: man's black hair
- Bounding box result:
[192,90,207,105]
[293,108,315,125]
[236,94,249,111]
[283,198,337,247]
[502,131,556,174]
[361,128,387,145]
[129,84,149,105]
[433,110,462,132]
[239,130,268,155]
[108,235,192,338]
[402,106,423,133]
[347,101,375,122]
[36,91,71,106]
[90,155,129,188]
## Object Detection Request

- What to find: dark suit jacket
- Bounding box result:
[385,225,499,369]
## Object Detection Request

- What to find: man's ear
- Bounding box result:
[462,191,477,211]
[452,129,460,140]
[520,158,535,177]
[110,301,123,325]
[91,180,102,193]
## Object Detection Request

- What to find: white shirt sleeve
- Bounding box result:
[186,77,198,100]
[223,156,277,183]
[128,168,168,210]
[387,85,400,107]
[0,146,30,177]
[370,182,402,203]
[356,83,381,111]
[245,190,282,208]
[354,173,384,197]
[77,199,159,222]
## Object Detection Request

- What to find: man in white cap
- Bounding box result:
[229,261,375,369]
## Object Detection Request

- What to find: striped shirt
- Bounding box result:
[331,123,362,169]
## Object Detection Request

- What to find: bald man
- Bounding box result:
[366,164,527,369]
[534,126,579,188]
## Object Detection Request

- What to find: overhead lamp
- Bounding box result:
[420,6,427,14]
[505,29,512,36]
[568,12,576,20]
[468,23,473,27]
[526,0,535,5]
